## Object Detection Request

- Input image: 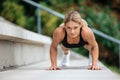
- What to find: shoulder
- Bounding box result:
[52,26,65,42]
[53,23,65,34]
[53,26,64,37]
[82,26,93,34]
[82,26,96,43]
[51,26,65,47]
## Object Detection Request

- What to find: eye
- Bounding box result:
[74,26,78,29]
[66,26,71,30]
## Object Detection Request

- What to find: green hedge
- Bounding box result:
[79,6,120,54]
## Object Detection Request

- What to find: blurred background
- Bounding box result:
[0,0,120,74]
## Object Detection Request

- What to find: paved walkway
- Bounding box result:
[0,51,119,80]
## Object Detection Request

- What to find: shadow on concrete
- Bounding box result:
[16,66,90,71]
[61,66,88,70]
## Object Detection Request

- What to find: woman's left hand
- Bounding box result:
[88,65,101,70]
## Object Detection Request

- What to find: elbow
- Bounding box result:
[50,44,57,52]
[91,43,99,52]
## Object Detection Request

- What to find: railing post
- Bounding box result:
[37,8,41,34]
[119,44,120,69]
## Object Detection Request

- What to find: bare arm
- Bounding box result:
[83,27,101,70]
[48,28,63,70]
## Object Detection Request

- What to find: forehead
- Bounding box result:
[65,21,79,27]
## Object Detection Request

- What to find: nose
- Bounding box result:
[71,29,75,34]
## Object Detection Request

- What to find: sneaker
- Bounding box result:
[61,51,70,66]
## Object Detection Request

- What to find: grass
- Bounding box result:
[107,66,120,74]
[102,62,120,74]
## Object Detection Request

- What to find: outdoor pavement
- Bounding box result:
[0,51,119,80]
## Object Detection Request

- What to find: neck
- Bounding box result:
[68,34,80,39]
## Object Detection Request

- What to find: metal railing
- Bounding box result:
[22,0,120,68]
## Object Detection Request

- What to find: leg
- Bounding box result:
[84,45,92,66]
[61,44,70,66]
[61,44,70,55]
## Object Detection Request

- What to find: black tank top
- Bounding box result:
[61,27,88,48]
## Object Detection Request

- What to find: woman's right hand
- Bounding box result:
[47,65,61,70]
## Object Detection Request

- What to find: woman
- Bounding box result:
[48,10,101,70]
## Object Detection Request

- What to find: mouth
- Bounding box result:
[70,34,76,38]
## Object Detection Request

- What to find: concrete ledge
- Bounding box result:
[0,17,51,70]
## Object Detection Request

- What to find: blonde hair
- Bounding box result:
[64,10,88,27]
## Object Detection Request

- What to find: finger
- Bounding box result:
[88,66,92,70]
[96,67,99,70]
[91,67,95,70]
[88,67,91,70]
[93,67,101,70]
[56,67,61,70]
[93,66,98,70]
[46,67,52,70]
[95,66,101,70]
[47,67,61,70]
[50,67,55,70]
[53,68,56,70]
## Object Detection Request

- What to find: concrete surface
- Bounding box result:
[0,51,119,80]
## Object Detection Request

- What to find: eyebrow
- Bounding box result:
[66,26,79,27]
[66,26,79,28]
